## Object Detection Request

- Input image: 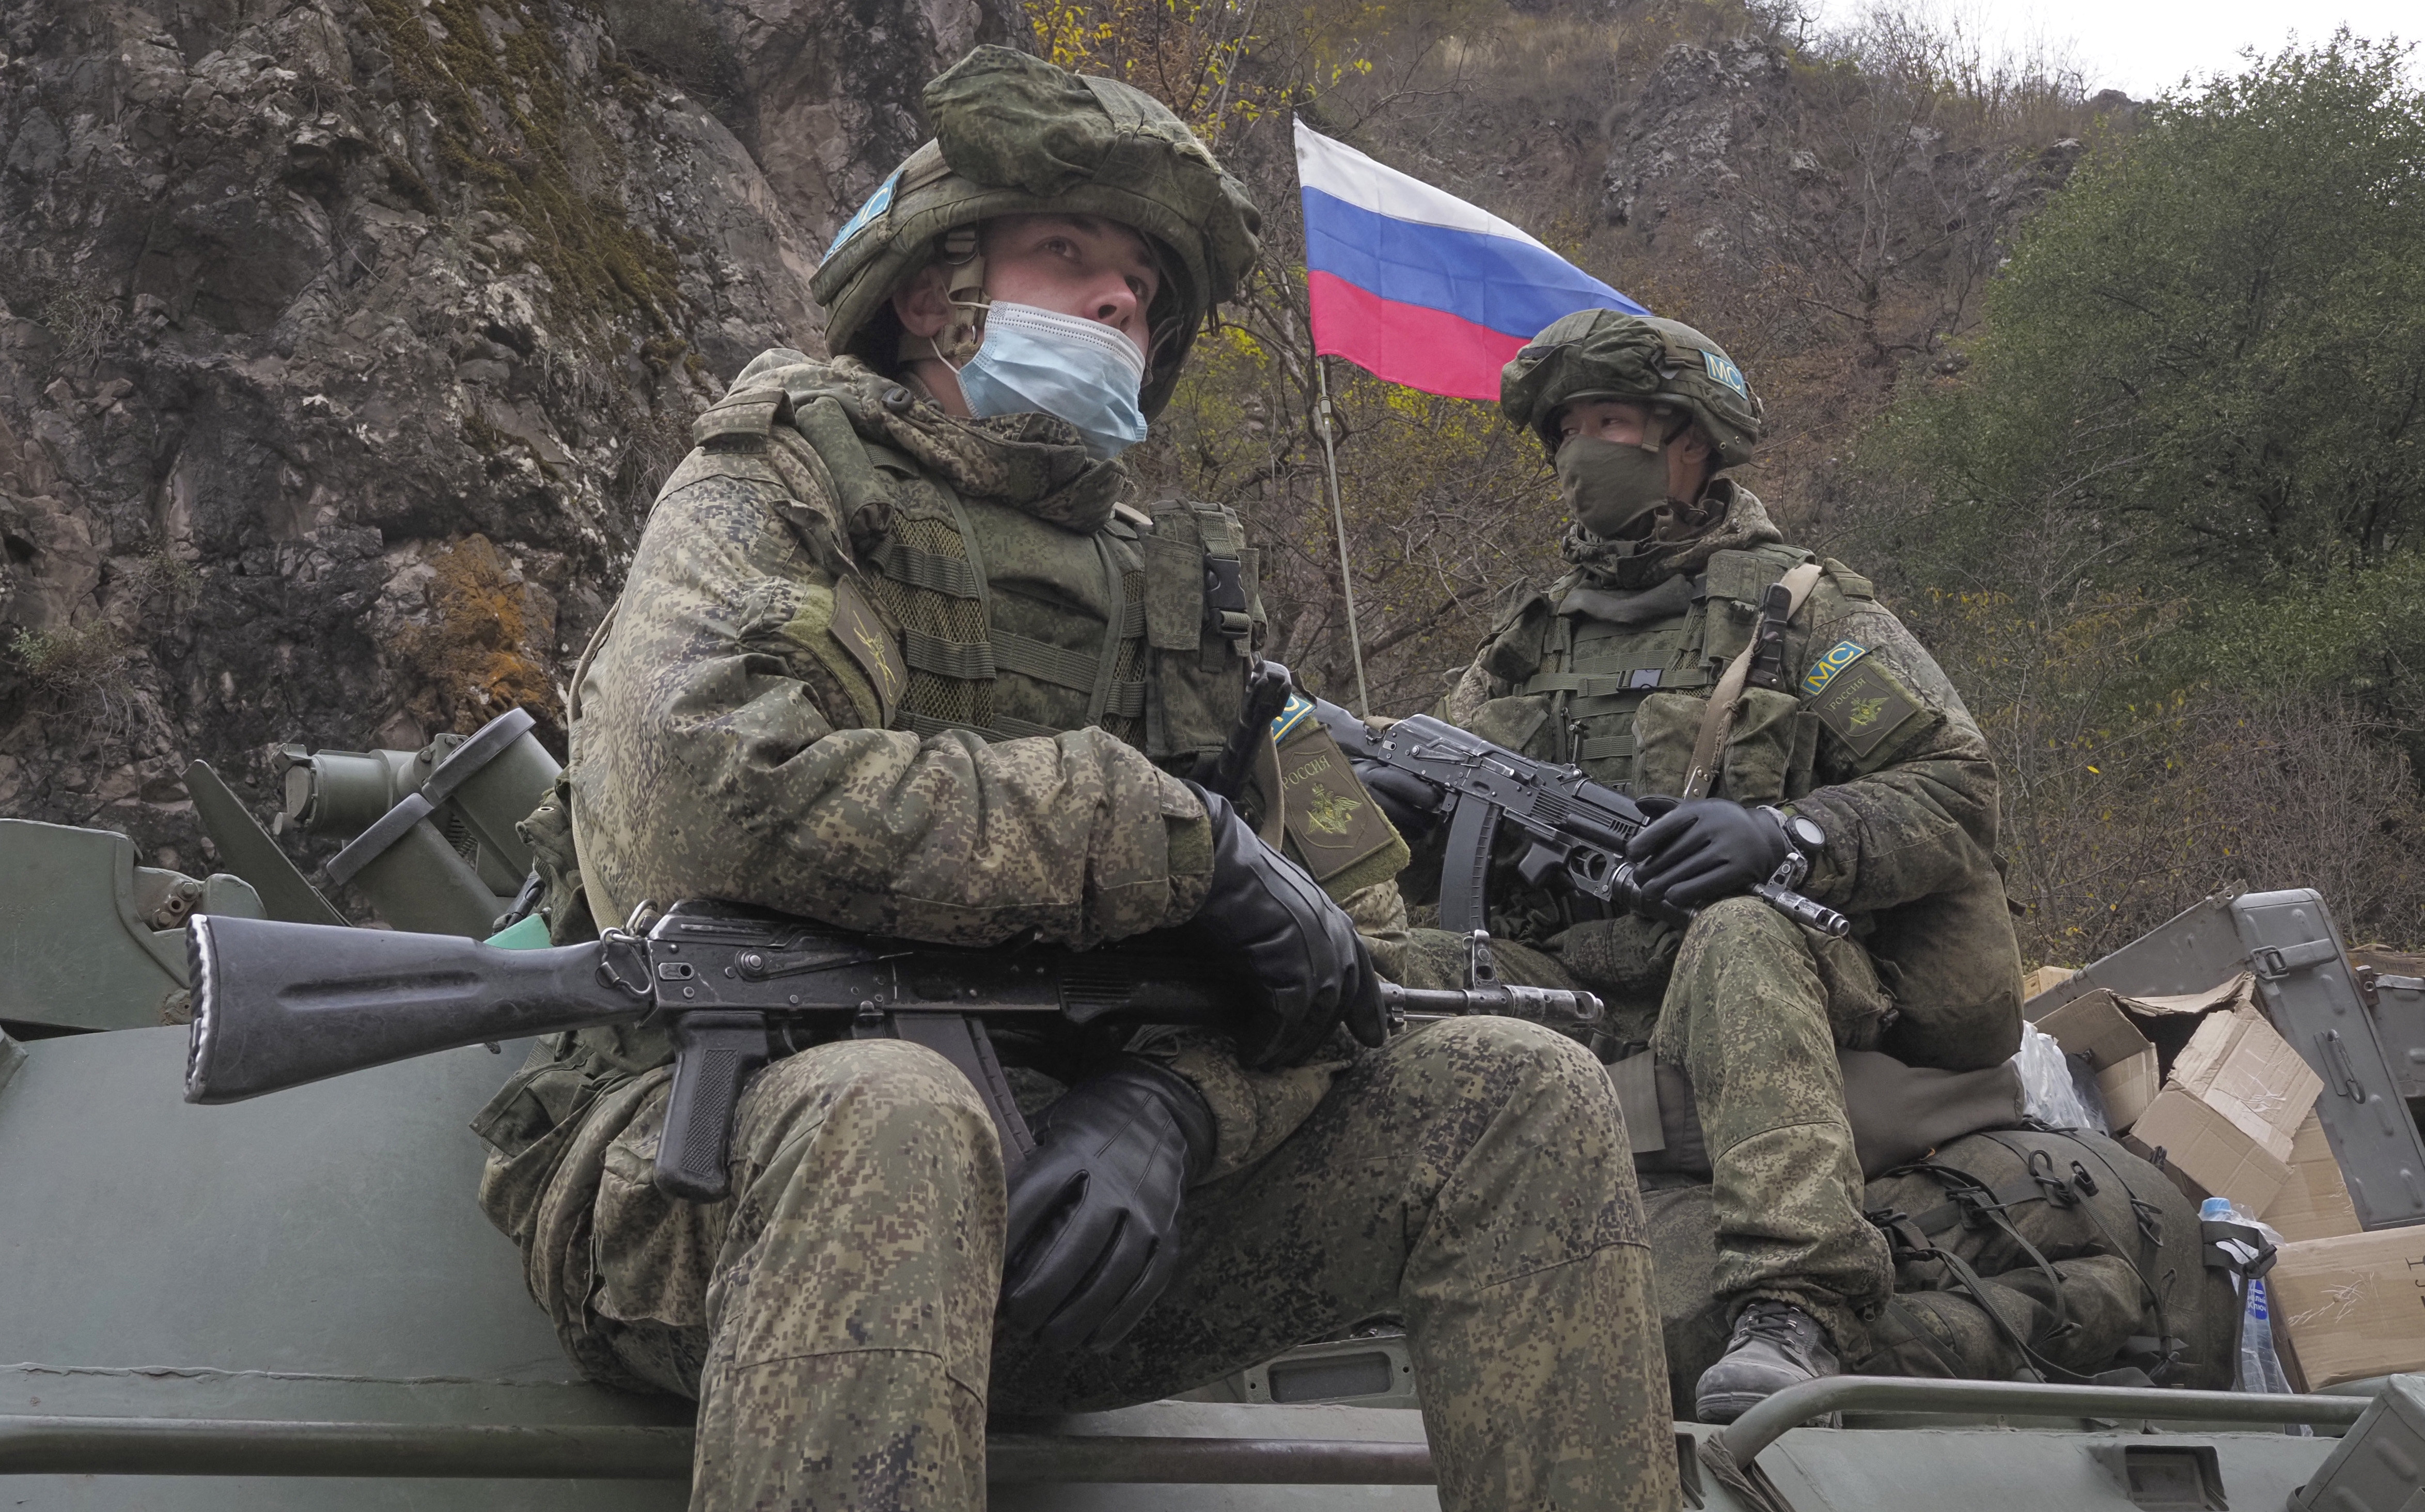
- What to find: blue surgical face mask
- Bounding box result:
[954,302,1150,460]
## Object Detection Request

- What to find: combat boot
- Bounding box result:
[1694,1299,1840,1423]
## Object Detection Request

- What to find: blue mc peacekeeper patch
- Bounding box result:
[1702,349,1749,400]
[1270,691,1317,745]
[1803,640,1867,696]
[825,170,898,259]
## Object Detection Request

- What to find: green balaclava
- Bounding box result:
[1501,309,1763,538]
[1556,427,1687,539]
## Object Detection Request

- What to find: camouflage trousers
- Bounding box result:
[530,1017,1677,1511]
[1652,897,1896,1357]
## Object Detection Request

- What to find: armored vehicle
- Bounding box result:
[2,708,2413,1509]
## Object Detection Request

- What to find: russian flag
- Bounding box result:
[1295,118,1648,403]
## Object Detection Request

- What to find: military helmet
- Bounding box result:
[1498,309,1762,466]
[810,46,1262,418]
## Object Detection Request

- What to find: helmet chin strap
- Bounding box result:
[897,226,991,367]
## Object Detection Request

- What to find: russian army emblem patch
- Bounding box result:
[1809,657,1922,758]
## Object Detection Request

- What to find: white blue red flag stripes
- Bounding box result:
[1294,118,1648,403]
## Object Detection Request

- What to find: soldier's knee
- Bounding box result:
[1673,896,1817,990]
[1683,894,1803,950]
[741,1038,998,1167]
[1408,1016,1616,1115]
[1397,1017,1637,1198]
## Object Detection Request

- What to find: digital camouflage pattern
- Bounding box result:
[1442,485,2022,1072]
[483,1016,1677,1511]
[1638,1128,2236,1416]
[1436,470,2024,1357]
[477,328,1682,1505]
[1654,897,1894,1353]
[812,46,1261,417]
[1497,310,1763,465]
[567,354,1210,954]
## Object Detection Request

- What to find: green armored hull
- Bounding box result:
[0,714,2405,1510]
[0,1023,2375,1510]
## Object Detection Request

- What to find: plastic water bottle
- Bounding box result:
[2202,1196,2310,1434]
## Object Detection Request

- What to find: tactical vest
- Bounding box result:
[792,416,1261,767]
[1497,544,1873,798]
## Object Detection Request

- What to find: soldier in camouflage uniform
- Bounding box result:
[1373,309,2024,1423]
[472,48,1677,1512]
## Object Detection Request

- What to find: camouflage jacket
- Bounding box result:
[481,354,1352,1228]
[1441,483,2022,1071]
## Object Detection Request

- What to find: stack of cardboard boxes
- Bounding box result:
[2028,964,2412,1389]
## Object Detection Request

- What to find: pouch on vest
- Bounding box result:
[1631,686,1811,804]
[1463,694,1553,759]
[1478,589,1552,684]
[1143,501,1260,767]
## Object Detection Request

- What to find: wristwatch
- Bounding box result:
[1755,806,1825,890]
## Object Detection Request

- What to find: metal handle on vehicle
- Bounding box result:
[1717,1374,2371,1466]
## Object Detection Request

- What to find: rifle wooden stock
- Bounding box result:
[184,915,648,1104]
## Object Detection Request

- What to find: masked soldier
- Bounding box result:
[471,50,1677,1512]
[1369,308,2024,1423]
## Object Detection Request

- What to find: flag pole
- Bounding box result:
[1312,354,1370,716]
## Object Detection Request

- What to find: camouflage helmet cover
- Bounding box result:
[1498,309,1763,467]
[810,45,1263,417]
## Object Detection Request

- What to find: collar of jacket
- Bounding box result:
[1558,478,1783,590]
[724,349,1127,534]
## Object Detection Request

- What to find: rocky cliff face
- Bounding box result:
[0,0,1001,873]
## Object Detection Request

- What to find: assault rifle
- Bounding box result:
[183,902,1602,1202]
[1298,691,1852,940]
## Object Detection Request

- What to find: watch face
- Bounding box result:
[1788,816,1826,851]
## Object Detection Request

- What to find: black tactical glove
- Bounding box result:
[1348,757,1448,841]
[1623,797,1788,910]
[1184,783,1387,1067]
[1000,1059,1214,1351]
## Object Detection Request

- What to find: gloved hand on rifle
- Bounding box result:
[1623,797,1789,910]
[1183,783,1387,1067]
[1001,1059,1213,1350]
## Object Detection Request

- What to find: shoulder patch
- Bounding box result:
[1273,720,1399,884]
[829,578,906,723]
[1802,640,1867,697]
[1808,657,1922,758]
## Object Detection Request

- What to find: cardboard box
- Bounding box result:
[2120,973,2254,1021]
[2098,1052,2161,1133]
[2037,989,2161,1130]
[2264,1110,2363,1242]
[2129,1085,2292,1214]
[2167,1004,2323,1160]
[2271,1226,2425,1389]
[2022,965,2079,1003]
